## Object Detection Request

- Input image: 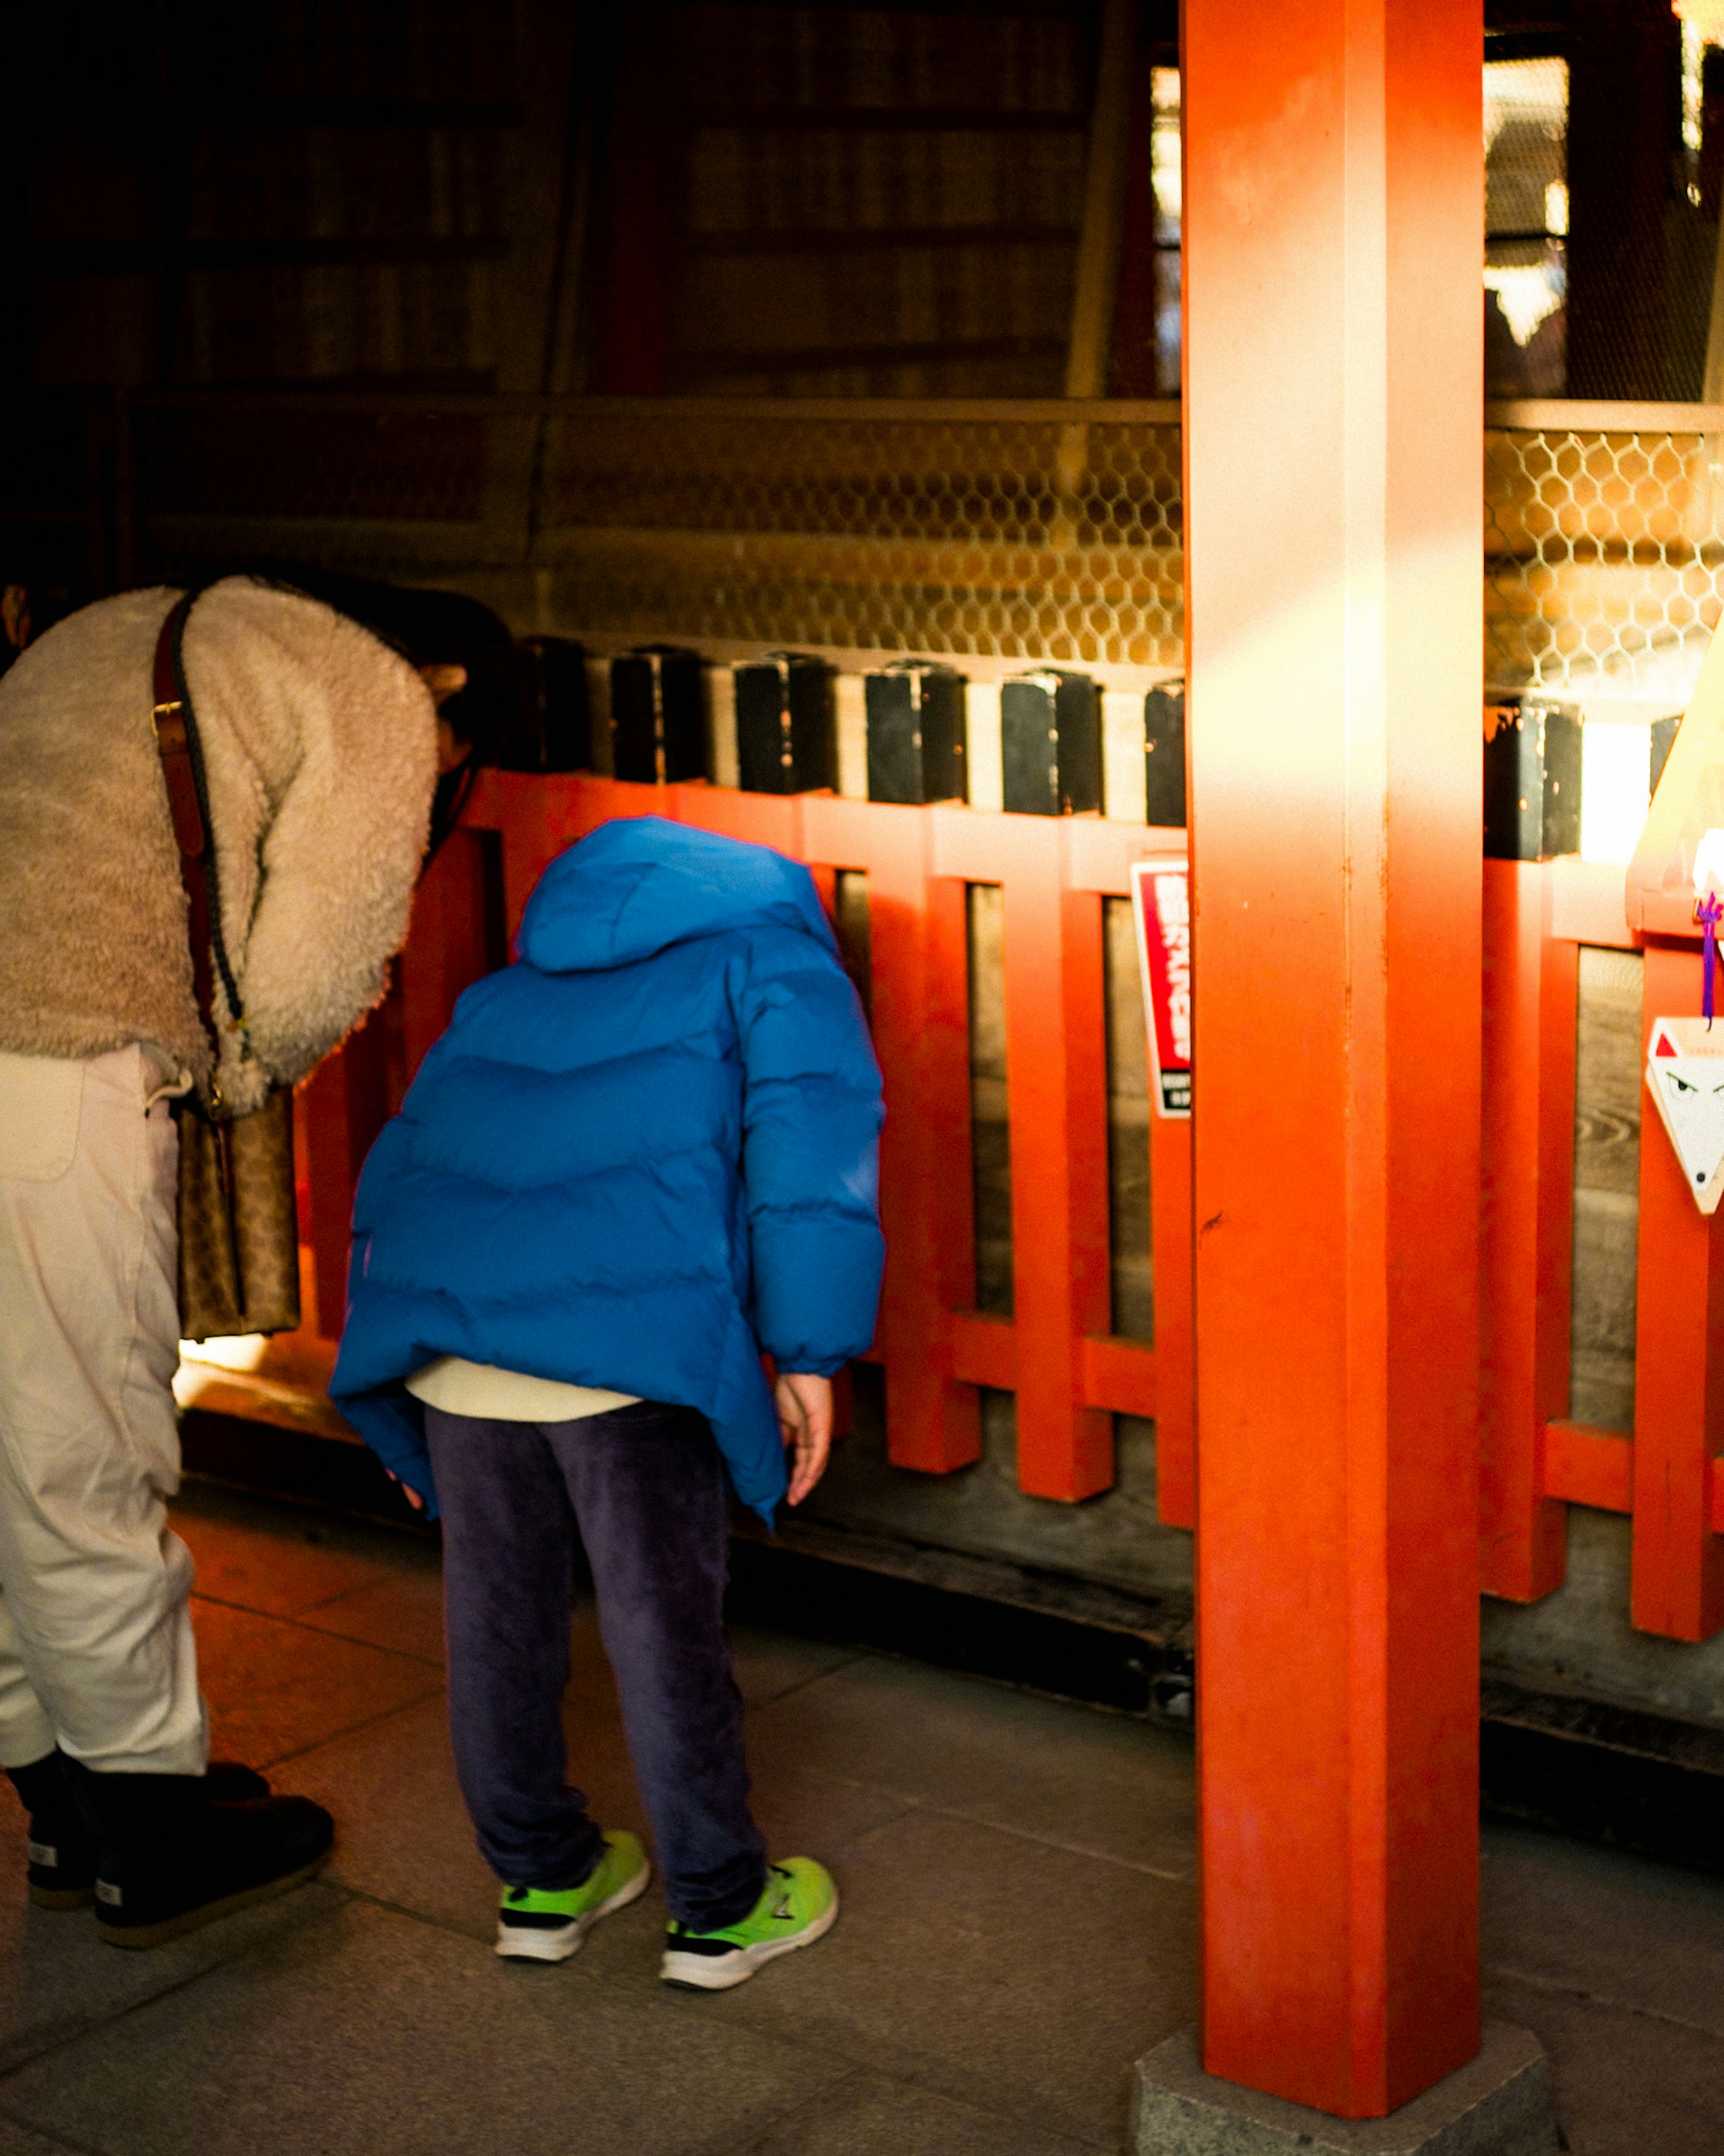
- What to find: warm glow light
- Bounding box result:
[1483,265,1563,346]
[176,1333,269,1373]
[1579,720,1654,866]
[1674,1,1724,48]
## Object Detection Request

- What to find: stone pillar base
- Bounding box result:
[1131,2023,1559,2155]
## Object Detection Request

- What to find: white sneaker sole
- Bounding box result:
[660,1888,839,1991]
[494,1857,651,1964]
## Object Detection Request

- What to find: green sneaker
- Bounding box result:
[495,1830,651,1963]
[660,1857,837,1991]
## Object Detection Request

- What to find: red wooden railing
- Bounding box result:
[1480,852,1724,1642]
[295,773,1724,1640]
[299,772,1196,1525]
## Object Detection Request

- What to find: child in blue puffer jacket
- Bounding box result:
[332,816,884,1985]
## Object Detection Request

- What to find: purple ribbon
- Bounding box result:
[1699,894,1724,1028]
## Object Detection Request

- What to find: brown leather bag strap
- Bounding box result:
[150,590,233,1079]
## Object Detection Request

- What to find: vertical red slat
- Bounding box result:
[400,828,497,1088]
[301,1014,391,1343]
[1631,940,1724,1641]
[1000,824,1113,1500]
[867,808,982,1473]
[1150,1113,1194,1526]
[1479,858,1571,1600]
[492,772,557,947]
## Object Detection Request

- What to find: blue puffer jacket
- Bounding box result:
[330,816,885,1521]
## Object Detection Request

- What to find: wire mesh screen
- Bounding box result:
[1485,413,1724,708]
[122,390,1724,701]
[537,402,1183,662]
[132,395,1184,666]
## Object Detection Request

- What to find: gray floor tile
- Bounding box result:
[745,1654,1196,1878]
[192,1598,444,1771]
[725,1625,868,1709]
[1483,1821,1724,2037]
[1482,1976,1724,2156]
[169,1483,434,1621]
[663,1807,1194,2149]
[0,2114,104,2155]
[271,1692,493,1937]
[735,2069,1103,2155]
[0,1893,850,2156]
[298,1569,447,1664]
[742,1765,917,1874]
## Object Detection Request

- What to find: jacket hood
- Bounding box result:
[518,816,838,974]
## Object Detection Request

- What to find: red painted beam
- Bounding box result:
[949,1312,1016,1392]
[1081,1334,1157,1419]
[1543,1420,1633,1514]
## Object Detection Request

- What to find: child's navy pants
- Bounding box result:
[425,1400,768,1931]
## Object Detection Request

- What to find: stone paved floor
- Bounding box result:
[0,1482,1719,2154]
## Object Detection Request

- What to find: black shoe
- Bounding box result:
[7,1753,273,1912]
[8,1753,97,1910]
[64,1764,330,1949]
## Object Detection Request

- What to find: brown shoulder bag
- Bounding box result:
[151,591,302,1343]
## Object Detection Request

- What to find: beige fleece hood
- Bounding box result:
[0,578,439,1110]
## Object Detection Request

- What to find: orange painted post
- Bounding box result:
[998,823,1113,1499]
[1185,0,1482,2117]
[1631,940,1724,1642]
[1479,859,1572,1600]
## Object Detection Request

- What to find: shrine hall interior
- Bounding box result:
[9,4,1724,2154]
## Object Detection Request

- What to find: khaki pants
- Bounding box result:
[0,1045,206,1773]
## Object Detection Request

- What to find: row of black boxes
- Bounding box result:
[507,638,1188,823]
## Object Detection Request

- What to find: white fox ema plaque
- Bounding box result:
[1646,1018,1724,1213]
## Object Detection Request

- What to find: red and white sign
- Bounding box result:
[1130,856,1191,1120]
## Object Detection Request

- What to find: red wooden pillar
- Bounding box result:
[1631,940,1724,1642]
[1185,0,1482,2117]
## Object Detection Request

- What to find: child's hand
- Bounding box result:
[383,1467,427,1514]
[775,1373,833,1505]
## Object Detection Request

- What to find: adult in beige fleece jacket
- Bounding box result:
[0,575,453,1941]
